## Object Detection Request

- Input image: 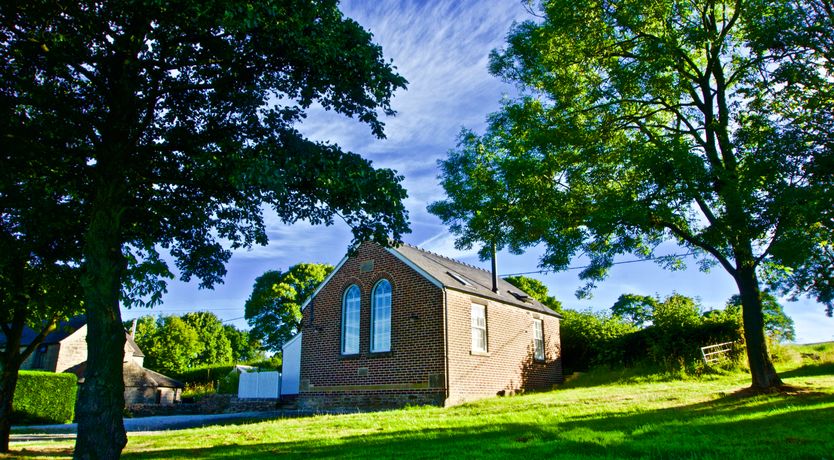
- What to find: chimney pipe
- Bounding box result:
[130,318,137,338]
[491,242,499,294]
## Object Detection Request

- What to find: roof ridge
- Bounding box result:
[402,242,491,273]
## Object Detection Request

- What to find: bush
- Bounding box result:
[218,371,239,395]
[12,371,77,425]
[170,364,237,386]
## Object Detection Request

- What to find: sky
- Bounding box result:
[121,0,832,344]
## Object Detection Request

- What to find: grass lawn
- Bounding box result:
[7,343,834,459]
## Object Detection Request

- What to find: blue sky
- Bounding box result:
[122,0,832,344]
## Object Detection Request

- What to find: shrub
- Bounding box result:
[218,371,240,395]
[170,364,237,385]
[12,371,77,425]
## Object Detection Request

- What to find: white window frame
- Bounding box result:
[471,303,487,353]
[533,319,545,361]
[341,285,361,355]
[370,279,392,352]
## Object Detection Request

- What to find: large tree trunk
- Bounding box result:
[74,182,128,460]
[735,265,782,389]
[0,356,22,453]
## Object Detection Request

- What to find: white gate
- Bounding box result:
[238,371,281,399]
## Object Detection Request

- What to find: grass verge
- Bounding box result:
[6,343,833,459]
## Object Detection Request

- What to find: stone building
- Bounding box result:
[2,316,182,405]
[294,242,562,410]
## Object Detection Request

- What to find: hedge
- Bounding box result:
[12,371,77,425]
[170,364,237,385]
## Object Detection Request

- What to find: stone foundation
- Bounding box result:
[127,395,280,417]
[298,389,445,411]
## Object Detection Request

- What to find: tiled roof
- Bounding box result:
[390,243,561,318]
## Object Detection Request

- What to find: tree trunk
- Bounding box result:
[735,266,782,389]
[0,360,21,453]
[74,183,128,460]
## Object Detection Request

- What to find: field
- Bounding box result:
[7,343,834,459]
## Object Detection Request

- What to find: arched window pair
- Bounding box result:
[341,280,391,355]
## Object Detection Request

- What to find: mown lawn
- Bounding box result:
[8,344,834,459]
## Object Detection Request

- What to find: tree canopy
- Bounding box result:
[245,263,334,352]
[2,1,409,456]
[0,135,85,451]
[430,0,830,390]
[129,312,261,374]
[504,275,563,313]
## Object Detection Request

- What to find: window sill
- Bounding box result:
[368,350,393,358]
[470,351,490,357]
[339,353,361,360]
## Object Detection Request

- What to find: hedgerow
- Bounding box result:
[12,371,77,424]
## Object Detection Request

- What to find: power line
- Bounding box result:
[500,252,696,277]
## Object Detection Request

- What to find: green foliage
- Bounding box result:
[430,0,831,388]
[611,294,657,328]
[138,316,202,375]
[503,275,563,312]
[3,0,410,453]
[130,312,264,375]
[218,372,240,395]
[562,293,743,373]
[170,364,238,387]
[726,293,796,342]
[181,312,233,366]
[245,263,334,352]
[559,309,637,372]
[223,325,264,363]
[12,371,76,425]
[181,382,217,401]
[247,355,283,371]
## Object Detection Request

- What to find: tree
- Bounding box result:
[181,312,233,366]
[142,316,202,374]
[611,294,658,328]
[726,293,796,342]
[430,0,829,390]
[223,325,263,363]
[2,1,409,457]
[745,0,834,316]
[245,263,334,352]
[504,275,563,313]
[0,154,84,451]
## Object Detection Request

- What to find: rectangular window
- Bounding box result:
[471,304,487,353]
[533,319,545,361]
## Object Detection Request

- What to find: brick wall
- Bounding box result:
[298,243,447,411]
[445,290,562,405]
[298,243,563,410]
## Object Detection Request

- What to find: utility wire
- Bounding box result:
[500,252,696,277]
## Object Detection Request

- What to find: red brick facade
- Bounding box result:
[298,243,562,410]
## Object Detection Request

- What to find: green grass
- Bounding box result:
[8,343,834,459]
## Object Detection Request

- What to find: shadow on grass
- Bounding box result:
[779,362,834,379]
[117,386,834,460]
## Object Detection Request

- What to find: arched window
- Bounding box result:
[341,285,361,354]
[371,279,392,352]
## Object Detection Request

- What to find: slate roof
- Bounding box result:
[1,316,147,358]
[0,316,87,347]
[390,244,562,318]
[67,360,184,388]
